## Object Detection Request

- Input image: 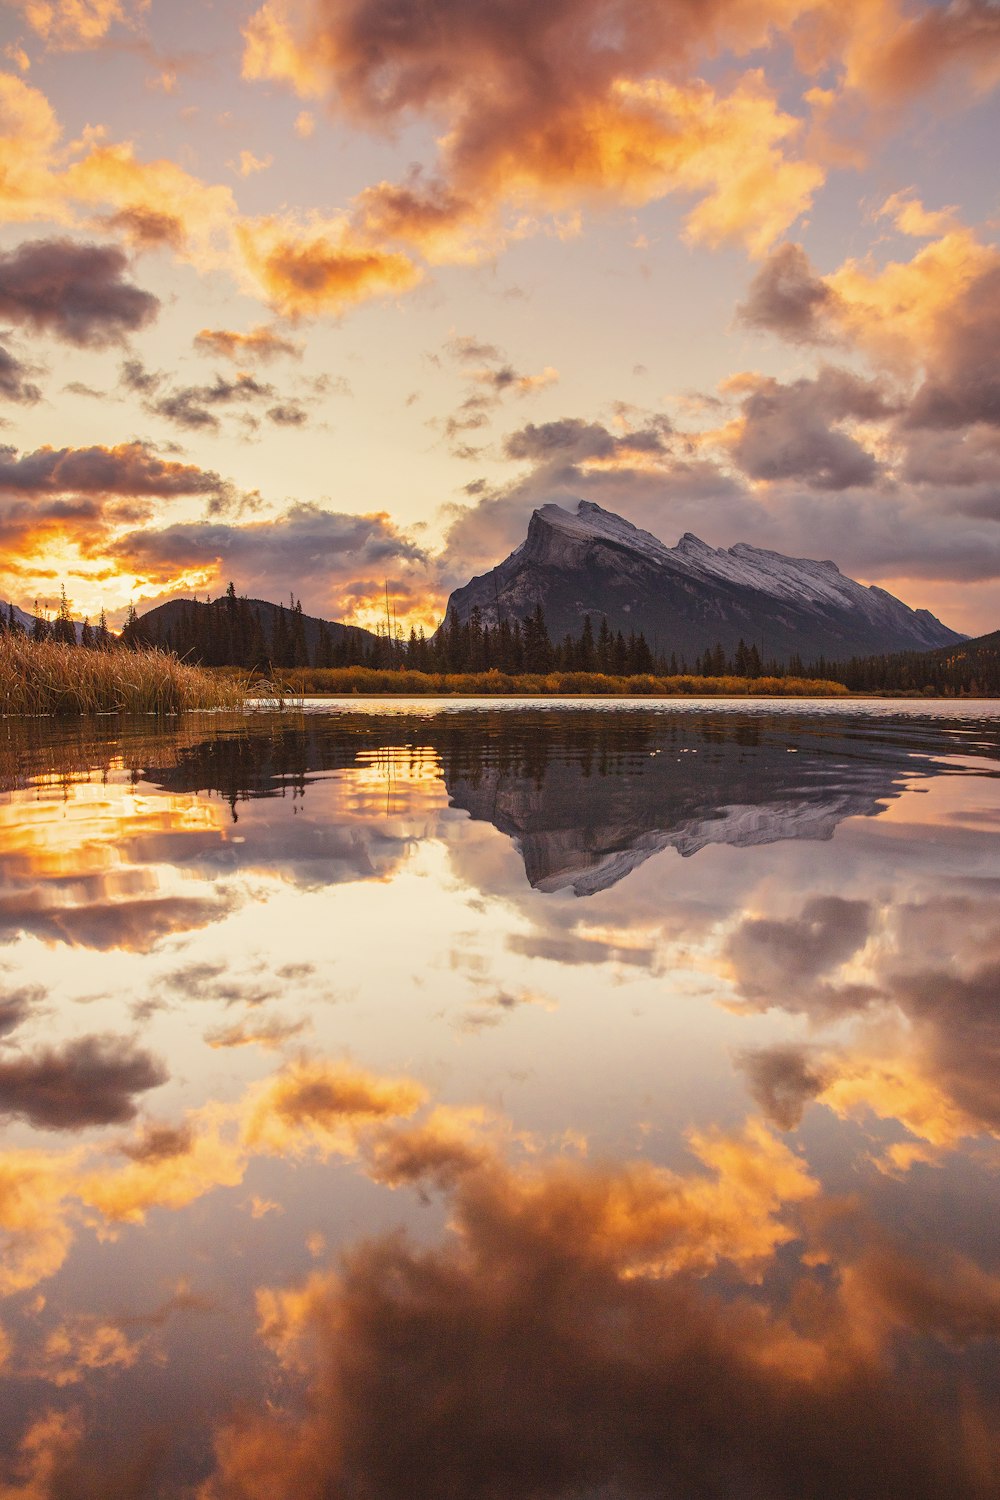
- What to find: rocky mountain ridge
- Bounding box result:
[443,500,964,664]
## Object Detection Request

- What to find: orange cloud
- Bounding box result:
[241,1,830,260]
[242,1060,427,1158]
[65,143,239,269]
[194,325,304,364]
[201,1102,1000,1500]
[8,0,146,50]
[0,73,64,223]
[236,217,422,316]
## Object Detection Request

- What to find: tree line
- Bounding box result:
[7,580,999,694]
[0,588,113,649]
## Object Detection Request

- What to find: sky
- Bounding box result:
[0,0,999,636]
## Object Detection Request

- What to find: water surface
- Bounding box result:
[0,704,998,1498]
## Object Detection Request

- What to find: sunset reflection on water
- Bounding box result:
[0,706,998,1498]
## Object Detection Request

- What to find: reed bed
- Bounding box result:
[0,636,247,717]
[266,666,851,698]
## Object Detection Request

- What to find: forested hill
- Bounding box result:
[830,629,1000,695]
[130,590,378,669]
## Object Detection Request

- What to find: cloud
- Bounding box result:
[742,213,1000,387]
[99,205,186,249]
[62,142,239,270]
[0,238,158,347]
[266,401,309,427]
[242,1060,427,1157]
[737,1044,832,1130]
[8,0,148,50]
[120,361,281,433]
[0,889,245,953]
[902,263,1000,432]
[0,343,42,404]
[440,409,754,583]
[0,74,63,223]
[0,440,227,497]
[737,241,841,344]
[204,1016,309,1051]
[117,1122,194,1162]
[242,1,826,259]
[0,985,44,1041]
[839,0,1000,108]
[108,504,429,620]
[202,1110,1000,1500]
[235,149,273,178]
[722,366,895,490]
[437,337,560,452]
[194,325,304,364]
[237,217,422,317]
[725,895,876,1014]
[0,1034,167,1130]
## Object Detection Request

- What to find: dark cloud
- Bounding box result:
[0,1034,167,1130]
[900,427,1000,489]
[267,401,309,427]
[737,1044,831,1130]
[0,239,159,348]
[0,343,42,404]
[0,441,226,498]
[888,949,1000,1136]
[446,335,504,364]
[62,379,106,399]
[0,889,244,951]
[118,1121,195,1162]
[109,503,427,612]
[736,242,839,344]
[121,360,318,433]
[504,416,669,464]
[0,984,44,1041]
[121,361,279,433]
[904,265,1000,431]
[728,367,895,491]
[726,895,877,1013]
[100,206,187,250]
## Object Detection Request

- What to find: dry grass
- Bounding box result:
[0,636,247,717]
[266,666,851,698]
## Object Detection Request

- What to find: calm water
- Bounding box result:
[1,702,999,1498]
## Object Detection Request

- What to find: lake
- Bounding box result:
[1,699,998,1498]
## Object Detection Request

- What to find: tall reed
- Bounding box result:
[0,637,246,717]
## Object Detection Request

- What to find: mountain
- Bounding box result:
[441,500,964,664]
[135,595,377,660]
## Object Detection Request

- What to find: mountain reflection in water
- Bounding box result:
[0,705,997,1499]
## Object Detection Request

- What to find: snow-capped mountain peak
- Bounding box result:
[443,499,964,661]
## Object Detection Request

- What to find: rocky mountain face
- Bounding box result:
[442,500,964,663]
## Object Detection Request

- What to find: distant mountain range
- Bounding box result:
[1,600,86,643]
[442,500,964,664]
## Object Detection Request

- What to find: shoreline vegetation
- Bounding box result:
[0,643,853,718]
[0,636,245,717]
[3,637,999,720]
[262,666,850,698]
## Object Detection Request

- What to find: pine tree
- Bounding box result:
[53,585,76,645]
